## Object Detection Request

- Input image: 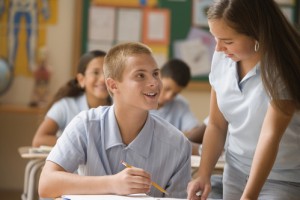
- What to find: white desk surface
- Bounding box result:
[61,194,221,200]
[18,146,51,159]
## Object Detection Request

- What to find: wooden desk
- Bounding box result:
[191,153,225,177]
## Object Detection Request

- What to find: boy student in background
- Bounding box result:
[32,50,112,147]
[187,0,300,199]
[38,42,192,198]
[150,58,205,155]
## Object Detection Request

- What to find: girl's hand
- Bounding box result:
[187,176,211,200]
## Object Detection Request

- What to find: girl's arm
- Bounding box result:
[241,100,296,200]
[32,118,59,147]
[187,89,228,200]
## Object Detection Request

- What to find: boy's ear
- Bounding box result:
[106,78,118,94]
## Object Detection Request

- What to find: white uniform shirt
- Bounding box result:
[46,94,89,136]
[210,51,300,182]
[150,95,199,132]
[47,105,192,198]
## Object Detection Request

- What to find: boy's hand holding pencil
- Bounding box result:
[111,161,151,195]
[121,161,169,196]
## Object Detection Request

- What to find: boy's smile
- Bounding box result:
[115,54,162,111]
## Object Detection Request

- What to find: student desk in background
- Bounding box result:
[18,146,52,200]
[191,154,225,176]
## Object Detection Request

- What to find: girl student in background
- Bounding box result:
[32,50,112,147]
[187,0,300,199]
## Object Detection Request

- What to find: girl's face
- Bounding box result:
[80,57,109,101]
[208,19,258,64]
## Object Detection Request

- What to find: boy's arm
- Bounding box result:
[39,161,152,198]
[184,124,206,144]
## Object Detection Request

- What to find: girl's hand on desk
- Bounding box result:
[111,168,151,195]
[187,176,211,200]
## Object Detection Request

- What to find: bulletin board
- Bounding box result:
[80,0,212,85]
[79,0,300,85]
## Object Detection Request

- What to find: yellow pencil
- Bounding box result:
[121,161,169,195]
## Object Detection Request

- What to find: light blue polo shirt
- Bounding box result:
[47,105,192,198]
[210,51,300,182]
[46,94,89,135]
[150,95,200,132]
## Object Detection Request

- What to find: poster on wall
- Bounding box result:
[274,0,295,5]
[89,6,116,41]
[192,0,213,27]
[174,27,215,78]
[116,8,142,42]
[0,0,57,77]
[142,8,170,45]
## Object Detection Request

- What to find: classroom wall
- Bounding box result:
[0,0,77,191]
[0,0,210,192]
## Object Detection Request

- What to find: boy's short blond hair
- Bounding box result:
[103,42,153,81]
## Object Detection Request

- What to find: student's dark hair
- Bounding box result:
[207,0,300,111]
[45,50,107,112]
[160,58,191,87]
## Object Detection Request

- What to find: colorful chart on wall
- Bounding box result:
[0,0,57,77]
[91,0,158,7]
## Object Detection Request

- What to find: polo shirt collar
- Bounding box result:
[128,114,153,158]
[104,106,153,158]
[229,60,260,91]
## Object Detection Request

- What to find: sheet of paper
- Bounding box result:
[62,194,219,200]
[116,8,142,42]
[88,6,116,41]
[147,12,166,41]
[174,39,211,76]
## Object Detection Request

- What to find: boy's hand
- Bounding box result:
[111,167,151,195]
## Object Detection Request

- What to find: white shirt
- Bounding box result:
[210,51,300,182]
[46,94,89,136]
[47,105,192,198]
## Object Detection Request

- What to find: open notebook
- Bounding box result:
[62,193,220,200]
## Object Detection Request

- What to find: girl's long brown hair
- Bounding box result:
[207,0,300,111]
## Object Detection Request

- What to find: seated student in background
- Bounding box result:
[185,116,208,147]
[150,59,205,155]
[32,50,112,147]
[38,42,192,198]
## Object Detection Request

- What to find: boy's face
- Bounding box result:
[158,77,184,107]
[114,54,162,110]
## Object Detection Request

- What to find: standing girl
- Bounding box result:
[188,0,300,199]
